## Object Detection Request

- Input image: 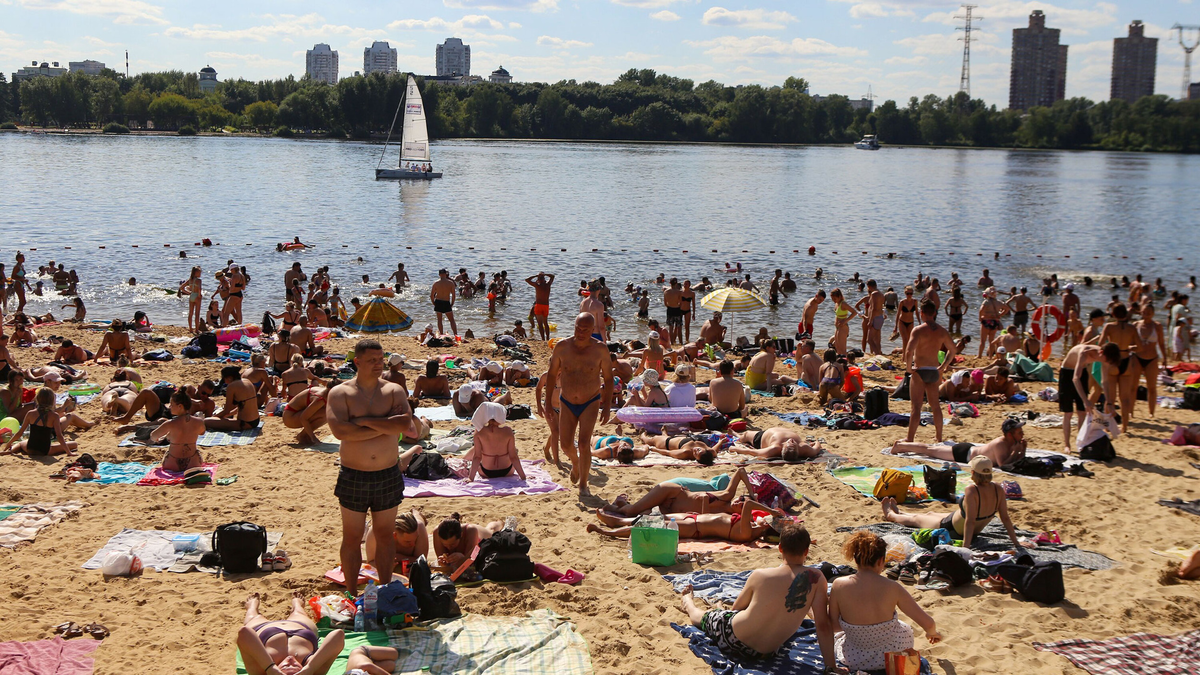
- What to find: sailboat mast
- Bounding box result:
[376,79,406,170]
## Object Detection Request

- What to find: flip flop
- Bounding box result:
[82,623,110,640]
[556,569,585,585]
[53,622,77,636]
[62,623,84,639]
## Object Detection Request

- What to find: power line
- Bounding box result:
[955,5,982,97]
[1174,24,1200,100]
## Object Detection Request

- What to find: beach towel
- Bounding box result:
[0,508,17,522]
[1157,498,1200,517]
[118,421,263,448]
[672,619,932,675]
[879,445,1088,478]
[236,628,390,675]
[1033,629,1200,675]
[76,462,153,485]
[0,501,85,548]
[667,474,733,492]
[0,636,101,675]
[403,459,564,498]
[664,569,752,604]
[837,522,1115,570]
[385,610,593,675]
[412,404,468,421]
[137,463,220,486]
[1009,353,1055,381]
[593,451,841,469]
[170,530,283,574]
[829,465,968,502]
[84,527,282,573]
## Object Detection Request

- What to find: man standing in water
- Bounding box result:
[525,272,555,341]
[904,301,955,443]
[864,279,886,355]
[545,313,612,500]
[580,282,607,342]
[799,289,825,339]
[664,278,684,345]
[389,263,409,290]
[430,269,458,336]
[327,339,412,596]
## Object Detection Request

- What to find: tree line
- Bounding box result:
[1,67,1197,152]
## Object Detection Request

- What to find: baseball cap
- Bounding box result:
[1065,283,1075,291]
[969,456,993,477]
[1001,418,1025,434]
[388,354,404,367]
[997,346,1007,354]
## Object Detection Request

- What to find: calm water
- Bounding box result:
[1,133,1197,342]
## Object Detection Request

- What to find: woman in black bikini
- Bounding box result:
[278,354,320,400]
[267,331,300,377]
[1099,304,1142,433]
[281,380,332,445]
[206,299,222,329]
[1,387,77,456]
[893,287,918,353]
[881,456,1021,549]
[237,591,344,675]
[945,287,967,336]
[1131,303,1167,421]
[977,288,1009,357]
[466,402,526,481]
[270,302,301,334]
[588,497,784,544]
[149,390,206,472]
[204,365,261,432]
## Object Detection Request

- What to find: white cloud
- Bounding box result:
[166,13,398,46]
[686,35,867,61]
[508,21,522,28]
[443,0,558,12]
[610,0,687,7]
[650,10,680,21]
[537,35,593,49]
[847,2,914,18]
[702,7,796,30]
[204,51,296,70]
[388,15,504,32]
[12,0,167,25]
[922,1,1118,36]
[885,54,926,65]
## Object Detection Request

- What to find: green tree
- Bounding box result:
[123,85,152,127]
[148,92,196,129]
[243,100,278,131]
[0,73,9,122]
[20,77,55,126]
[91,77,121,124]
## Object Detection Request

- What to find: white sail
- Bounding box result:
[399,75,430,162]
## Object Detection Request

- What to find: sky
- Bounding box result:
[0,0,1196,108]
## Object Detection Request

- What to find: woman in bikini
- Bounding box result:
[602,467,751,516]
[1131,303,1168,420]
[268,330,301,377]
[271,302,302,334]
[242,354,275,407]
[432,513,505,571]
[882,456,1021,549]
[204,299,222,330]
[94,321,134,363]
[180,266,203,333]
[0,371,30,422]
[637,431,718,465]
[628,368,669,407]
[465,402,526,481]
[1099,304,1142,433]
[829,288,858,355]
[281,379,332,446]
[630,331,667,379]
[205,365,261,432]
[149,390,206,472]
[365,509,430,570]
[945,287,967,336]
[0,387,77,456]
[977,288,1009,357]
[236,592,344,675]
[587,497,784,544]
[11,252,29,312]
[279,354,320,400]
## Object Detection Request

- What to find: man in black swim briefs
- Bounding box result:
[904,301,956,444]
[545,313,613,500]
[889,418,1028,467]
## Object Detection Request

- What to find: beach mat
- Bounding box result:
[0,636,101,675]
[83,528,282,573]
[593,450,842,469]
[0,501,86,548]
[880,445,1089,478]
[75,462,153,485]
[1033,628,1200,675]
[315,428,458,455]
[137,463,220,486]
[236,628,390,675]
[837,522,1116,570]
[118,422,263,448]
[828,465,968,503]
[411,404,467,421]
[663,570,752,604]
[404,459,564,498]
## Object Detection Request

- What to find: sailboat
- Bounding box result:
[376,75,442,180]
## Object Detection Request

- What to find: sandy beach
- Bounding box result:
[1,322,1198,675]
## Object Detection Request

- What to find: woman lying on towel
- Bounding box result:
[463,402,526,481]
[601,467,751,517]
[591,433,651,464]
[344,646,400,675]
[882,456,1021,550]
[586,498,786,543]
[829,531,941,672]
[237,592,344,675]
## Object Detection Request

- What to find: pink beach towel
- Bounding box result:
[403,460,563,498]
[136,463,220,486]
[0,636,100,675]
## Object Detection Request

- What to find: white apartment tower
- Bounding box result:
[306,44,339,84]
[436,38,470,77]
[363,41,398,75]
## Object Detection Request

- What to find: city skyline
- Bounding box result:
[0,1,1194,107]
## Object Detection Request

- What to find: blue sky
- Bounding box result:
[1,0,1195,108]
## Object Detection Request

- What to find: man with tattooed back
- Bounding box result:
[680,523,839,671]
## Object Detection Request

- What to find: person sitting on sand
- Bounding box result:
[93,320,134,363]
[149,390,206,472]
[464,402,526,481]
[9,321,36,346]
[588,498,786,544]
[236,592,344,675]
[52,339,91,365]
[282,379,334,446]
[744,341,796,392]
[0,387,78,456]
[411,359,452,400]
[817,349,845,405]
[630,331,667,379]
[637,430,719,465]
[278,354,321,400]
[695,360,746,419]
[628,369,669,408]
[472,362,504,386]
[677,523,836,665]
[242,354,274,408]
[503,360,535,387]
[364,509,430,570]
[432,513,505,572]
[591,433,651,463]
[888,418,1027,467]
[983,368,1018,402]
[732,427,822,462]
[829,531,941,672]
[205,365,261,431]
[601,467,751,516]
[290,317,324,358]
[0,371,31,422]
[883,456,1021,549]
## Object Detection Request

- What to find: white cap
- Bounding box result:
[950,370,965,386]
[424,323,434,331]
[388,354,404,367]
[997,346,1007,354]
[1065,283,1075,291]
[648,331,660,340]
[511,360,528,372]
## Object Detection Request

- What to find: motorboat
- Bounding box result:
[854,134,880,150]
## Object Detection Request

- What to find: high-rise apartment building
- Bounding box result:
[1110,20,1157,103]
[363,41,398,75]
[306,44,339,84]
[436,38,471,77]
[1009,10,1068,110]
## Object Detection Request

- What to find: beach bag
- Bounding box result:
[142,349,174,362]
[630,526,678,567]
[1183,387,1200,411]
[151,382,177,408]
[376,580,420,619]
[408,556,460,620]
[100,551,143,577]
[748,471,797,510]
[67,453,98,472]
[884,648,922,675]
[1079,435,1116,462]
[182,332,218,358]
[995,557,1064,604]
[476,528,535,582]
[926,550,973,586]
[923,464,957,501]
[504,404,532,420]
[261,312,276,335]
[891,373,910,400]
[873,469,912,502]
[1004,455,1064,478]
[404,452,453,481]
[864,387,889,420]
[211,521,268,574]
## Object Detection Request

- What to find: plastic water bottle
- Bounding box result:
[353,597,365,632]
[666,517,678,532]
[363,582,379,630]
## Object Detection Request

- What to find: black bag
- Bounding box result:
[504,404,532,420]
[995,557,1065,604]
[408,556,460,620]
[404,452,453,481]
[182,332,219,358]
[211,521,267,574]
[923,464,957,501]
[891,374,910,400]
[151,382,177,407]
[864,388,889,420]
[261,311,276,335]
[1003,455,1065,478]
[925,550,974,586]
[1137,385,1148,401]
[67,453,98,471]
[1079,435,1116,462]
[1184,387,1200,411]
[476,528,535,582]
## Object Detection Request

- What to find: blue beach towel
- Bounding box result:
[663,569,751,604]
[77,462,154,485]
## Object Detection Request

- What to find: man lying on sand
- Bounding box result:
[587,498,786,544]
[601,467,751,516]
[888,418,1027,467]
[731,427,822,462]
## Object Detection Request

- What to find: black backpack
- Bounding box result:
[404,452,453,481]
[924,550,974,586]
[504,404,532,420]
[408,556,460,620]
[151,382,177,407]
[261,312,276,335]
[211,521,267,574]
[1003,455,1065,478]
[891,374,911,400]
[1185,388,1200,411]
[183,332,219,358]
[864,388,889,420]
[476,528,535,582]
[995,556,1065,604]
[923,464,957,501]
[1079,435,1116,462]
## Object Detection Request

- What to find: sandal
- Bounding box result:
[885,563,901,580]
[898,564,917,584]
[53,622,78,636]
[272,550,292,572]
[82,623,110,640]
[61,623,84,639]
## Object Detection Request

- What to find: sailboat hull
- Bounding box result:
[376,169,442,180]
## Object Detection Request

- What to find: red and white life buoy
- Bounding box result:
[1031,305,1066,343]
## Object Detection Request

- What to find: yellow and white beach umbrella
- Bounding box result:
[699,287,768,314]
